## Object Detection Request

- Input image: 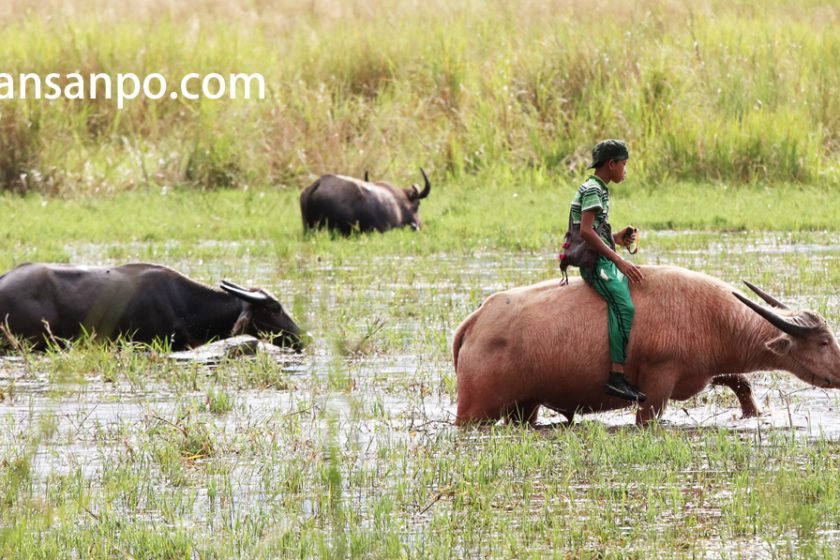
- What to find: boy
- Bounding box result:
[569,139,645,402]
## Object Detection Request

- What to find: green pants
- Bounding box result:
[582,257,635,365]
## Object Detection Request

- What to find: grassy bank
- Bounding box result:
[1,0,840,195]
[3,170,840,273]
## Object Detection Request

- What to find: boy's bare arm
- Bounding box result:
[580,211,643,284]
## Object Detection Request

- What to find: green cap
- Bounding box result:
[588,139,629,169]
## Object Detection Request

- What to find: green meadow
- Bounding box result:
[2,0,840,558]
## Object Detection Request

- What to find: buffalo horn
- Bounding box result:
[221,280,248,292]
[743,280,789,309]
[732,291,814,338]
[417,168,431,199]
[221,280,270,304]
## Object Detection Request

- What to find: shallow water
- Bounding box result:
[2,230,840,555]
[4,231,840,444]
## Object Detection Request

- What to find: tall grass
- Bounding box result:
[1,0,839,194]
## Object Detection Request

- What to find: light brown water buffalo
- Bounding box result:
[453,265,840,425]
[300,168,431,235]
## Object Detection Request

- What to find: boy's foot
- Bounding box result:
[604,372,647,402]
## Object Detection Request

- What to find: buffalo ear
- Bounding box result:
[766,335,792,356]
[231,309,253,336]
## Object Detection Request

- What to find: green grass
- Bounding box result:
[4,403,840,558]
[2,171,839,272]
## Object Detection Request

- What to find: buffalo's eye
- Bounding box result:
[819,340,831,347]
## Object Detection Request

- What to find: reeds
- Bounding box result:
[0,0,838,194]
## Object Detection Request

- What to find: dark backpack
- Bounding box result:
[558,209,614,285]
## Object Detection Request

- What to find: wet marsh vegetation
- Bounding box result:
[2,188,840,557]
[2,0,840,557]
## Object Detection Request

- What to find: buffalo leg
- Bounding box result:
[711,374,760,418]
[504,400,540,426]
[455,380,506,426]
[454,402,503,426]
[634,366,675,425]
[636,400,668,425]
[538,403,575,425]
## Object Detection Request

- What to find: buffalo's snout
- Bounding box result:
[272,321,305,352]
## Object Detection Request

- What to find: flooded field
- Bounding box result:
[2,230,840,558]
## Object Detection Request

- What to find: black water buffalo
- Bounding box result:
[300,168,431,235]
[0,263,303,351]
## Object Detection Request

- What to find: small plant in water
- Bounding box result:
[204,387,233,414]
[333,316,387,356]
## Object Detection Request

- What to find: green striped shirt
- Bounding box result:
[570,176,611,244]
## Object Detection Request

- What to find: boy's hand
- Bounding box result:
[616,258,644,284]
[616,225,638,250]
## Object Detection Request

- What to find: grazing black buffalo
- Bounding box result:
[300,168,432,235]
[0,263,303,351]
